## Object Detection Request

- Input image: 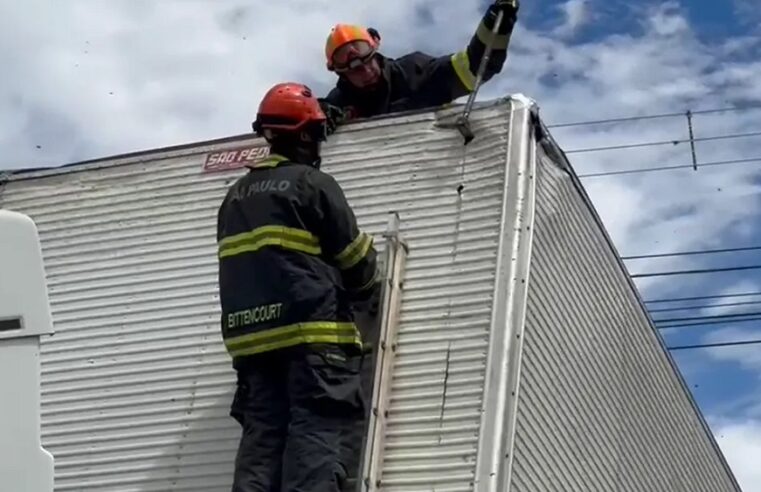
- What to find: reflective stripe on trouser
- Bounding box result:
[230,346,365,492]
[219,225,321,259]
[225,322,362,358]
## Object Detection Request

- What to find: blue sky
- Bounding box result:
[521,0,759,43]
[1,0,761,488]
[519,0,761,417]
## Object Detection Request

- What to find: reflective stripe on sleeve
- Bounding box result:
[335,231,373,270]
[450,51,476,92]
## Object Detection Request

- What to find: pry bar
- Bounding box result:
[448,8,505,145]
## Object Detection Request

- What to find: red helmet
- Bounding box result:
[252,83,327,137]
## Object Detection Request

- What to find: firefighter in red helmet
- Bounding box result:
[319,0,520,124]
[217,82,380,491]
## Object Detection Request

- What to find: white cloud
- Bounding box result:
[476,4,761,300]
[704,327,761,371]
[698,281,761,317]
[647,1,691,36]
[0,0,447,169]
[732,0,761,27]
[553,0,590,38]
[702,325,761,492]
[712,417,761,491]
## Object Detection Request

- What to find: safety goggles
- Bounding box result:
[331,40,376,73]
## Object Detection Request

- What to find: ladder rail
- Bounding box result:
[359,212,408,491]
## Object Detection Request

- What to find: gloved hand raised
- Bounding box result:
[487,0,519,27]
[492,0,520,20]
[493,0,519,11]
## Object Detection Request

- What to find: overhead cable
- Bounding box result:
[631,264,761,279]
[654,310,761,324]
[622,244,761,261]
[644,291,761,304]
[548,104,761,129]
[668,338,761,351]
[565,130,761,155]
[657,316,761,329]
[648,300,761,313]
[578,157,761,178]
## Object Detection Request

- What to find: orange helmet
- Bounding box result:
[252,83,326,137]
[325,24,380,71]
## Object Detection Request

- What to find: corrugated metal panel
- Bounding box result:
[0,100,511,491]
[362,103,510,491]
[508,129,741,491]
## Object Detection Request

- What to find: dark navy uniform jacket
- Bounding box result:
[216,154,378,368]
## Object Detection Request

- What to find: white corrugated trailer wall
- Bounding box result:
[507,119,741,491]
[0,100,512,491]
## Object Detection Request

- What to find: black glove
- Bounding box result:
[486,0,519,31]
[493,0,519,12]
[491,0,519,22]
[350,276,382,317]
[318,99,346,136]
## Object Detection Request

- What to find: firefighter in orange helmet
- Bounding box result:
[319,0,520,123]
[219,82,379,491]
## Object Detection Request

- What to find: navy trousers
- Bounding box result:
[230,344,365,492]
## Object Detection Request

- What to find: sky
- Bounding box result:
[2,0,761,488]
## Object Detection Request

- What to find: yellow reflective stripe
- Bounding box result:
[335,232,373,270]
[220,225,316,248]
[219,226,320,258]
[226,321,357,349]
[450,51,476,92]
[225,322,362,357]
[221,237,320,258]
[232,334,362,357]
[252,154,288,168]
[476,21,509,49]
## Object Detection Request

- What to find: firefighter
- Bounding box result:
[217,81,380,492]
[319,0,520,124]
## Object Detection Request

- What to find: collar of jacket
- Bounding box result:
[248,153,289,169]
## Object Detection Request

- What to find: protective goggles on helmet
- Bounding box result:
[330,40,376,73]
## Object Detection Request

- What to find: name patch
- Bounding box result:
[227,303,283,330]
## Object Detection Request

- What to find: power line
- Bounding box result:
[648,300,761,313]
[658,316,761,329]
[645,291,761,304]
[548,104,761,129]
[668,338,761,351]
[631,264,761,279]
[622,244,761,261]
[654,310,761,324]
[577,156,761,179]
[565,130,761,155]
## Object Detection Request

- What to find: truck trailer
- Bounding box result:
[0,95,742,491]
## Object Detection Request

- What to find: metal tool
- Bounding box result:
[444,8,506,145]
